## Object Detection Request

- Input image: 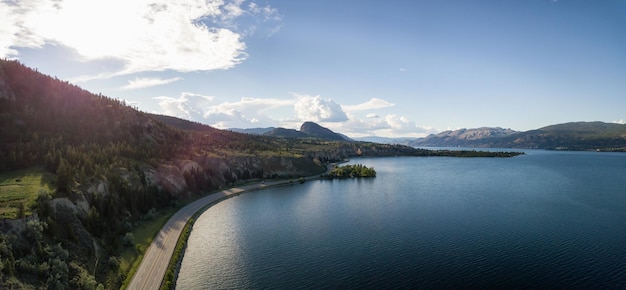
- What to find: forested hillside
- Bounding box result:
[0,59,194,288]
[0,59,442,289]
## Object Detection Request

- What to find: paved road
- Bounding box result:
[127,171,329,290]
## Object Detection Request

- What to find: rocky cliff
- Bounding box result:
[410,127,518,147]
[410,122,626,151]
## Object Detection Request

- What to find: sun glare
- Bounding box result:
[35,0,145,59]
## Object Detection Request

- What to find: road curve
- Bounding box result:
[127,171,329,290]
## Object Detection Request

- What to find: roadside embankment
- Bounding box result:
[127,169,331,290]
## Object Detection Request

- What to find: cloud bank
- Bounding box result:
[154,93,293,129]
[154,92,214,121]
[203,97,294,128]
[154,91,436,137]
[342,98,394,112]
[293,94,348,122]
[121,77,183,90]
[0,0,279,76]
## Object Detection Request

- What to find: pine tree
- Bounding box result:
[56,158,73,193]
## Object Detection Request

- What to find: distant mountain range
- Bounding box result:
[229,121,626,152]
[409,122,626,151]
[228,127,275,135]
[352,136,414,145]
[409,127,518,147]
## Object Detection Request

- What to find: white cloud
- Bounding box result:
[121,77,183,90]
[217,1,281,38]
[203,108,255,129]
[0,0,46,58]
[0,0,279,76]
[124,100,142,108]
[325,113,437,138]
[154,93,293,128]
[248,2,281,21]
[154,92,214,121]
[203,97,294,128]
[375,114,438,137]
[293,94,348,122]
[153,91,436,137]
[614,119,626,125]
[223,0,246,20]
[385,114,412,130]
[343,98,395,112]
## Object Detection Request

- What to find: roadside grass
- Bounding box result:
[0,167,55,219]
[161,217,194,290]
[119,208,176,289]
[119,169,328,289]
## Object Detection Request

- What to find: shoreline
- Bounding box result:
[127,165,334,290]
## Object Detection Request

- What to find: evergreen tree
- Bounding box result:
[56,158,73,193]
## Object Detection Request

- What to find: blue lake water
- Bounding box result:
[176,150,626,289]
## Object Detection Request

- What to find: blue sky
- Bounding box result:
[2,0,625,137]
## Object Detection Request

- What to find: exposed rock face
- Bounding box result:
[410,122,626,151]
[410,127,518,147]
[50,196,90,218]
[149,155,326,195]
[446,127,517,140]
[156,163,189,195]
[87,181,110,197]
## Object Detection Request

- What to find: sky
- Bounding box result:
[2,0,625,138]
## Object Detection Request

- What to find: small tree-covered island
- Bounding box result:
[326,164,377,178]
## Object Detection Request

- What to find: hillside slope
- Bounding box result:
[262,121,351,141]
[0,59,450,289]
[410,127,518,147]
[265,127,311,138]
[0,60,328,289]
[410,122,626,151]
[300,121,350,141]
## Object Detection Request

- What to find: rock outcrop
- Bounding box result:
[410,127,517,147]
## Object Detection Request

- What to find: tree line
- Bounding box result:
[327,164,376,178]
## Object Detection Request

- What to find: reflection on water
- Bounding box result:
[177,150,626,289]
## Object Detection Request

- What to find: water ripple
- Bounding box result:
[177,153,626,289]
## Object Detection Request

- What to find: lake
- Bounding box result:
[176,150,626,289]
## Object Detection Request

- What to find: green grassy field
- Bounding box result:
[0,167,56,219]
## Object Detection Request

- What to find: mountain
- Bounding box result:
[410,127,518,147]
[539,121,626,137]
[260,121,351,141]
[148,113,222,133]
[502,122,626,151]
[300,121,351,141]
[410,122,626,151]
[353,136,414,145]
[228,127,275,135]
[265,127,310,138]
